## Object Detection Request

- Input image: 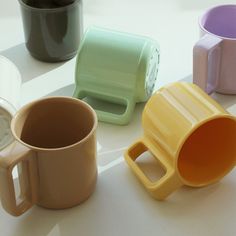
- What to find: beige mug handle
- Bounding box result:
[0,142,38,216]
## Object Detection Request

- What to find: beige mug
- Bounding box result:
[0,97,97,216]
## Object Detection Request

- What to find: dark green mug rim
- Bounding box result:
[18,0,81,12]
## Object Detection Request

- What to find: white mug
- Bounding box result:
[0,56,21,150]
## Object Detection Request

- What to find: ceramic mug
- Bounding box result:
[73,27,160,125]
[125,82,236,200]
[0,97,97,216]
[193,5,236,94]
[0,56,21,151]
[18,0,83,62]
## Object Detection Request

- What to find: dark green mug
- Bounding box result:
[18,0,83,62]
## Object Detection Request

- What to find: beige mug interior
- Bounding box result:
[177,117,236,186]
[12,97,96,149]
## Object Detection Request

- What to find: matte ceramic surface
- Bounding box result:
[73,27,160,125]
[125,82,236,200]
[0,56,21,151]
[18,0,83,62]
[0,97,97,216]
[193,5,236,94]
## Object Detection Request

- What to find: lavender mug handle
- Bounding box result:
[193,34,223,94]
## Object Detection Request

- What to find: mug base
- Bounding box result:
[36,192,93,210]
[215,88,236,95]
[29,51,78,63]
[36,175,97,210]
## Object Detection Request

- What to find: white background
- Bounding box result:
[1,0,236,235]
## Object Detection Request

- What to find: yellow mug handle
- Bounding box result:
[124,139,182,200]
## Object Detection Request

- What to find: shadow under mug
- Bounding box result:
[18,0,83,62]
[193,5,236,94]
[0,97,97,216]
[125,82,236,200]
[73,27,160,125]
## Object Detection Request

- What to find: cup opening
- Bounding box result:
[13,97,96,149]
[201,5,236,39]
[177,117,236,186]
[20,0,76,10]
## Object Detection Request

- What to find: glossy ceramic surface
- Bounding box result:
[73,27,160,125]
[0,56,21,151]
[193,5,236,94]
[125,82,236,200]
[0,97,97,216]
[18,0,83,62]
[3,1,236,235]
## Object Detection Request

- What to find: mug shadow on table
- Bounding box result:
[124,164,236,214]
[10,162,236,236]
[5,76,236,236]
[179,74,192,83]
[178,74,236,114]
[0,43,65,83]
[96,102,144,168]
[44,84,75,97]
[7,204,67,236]
[212,93,236,116]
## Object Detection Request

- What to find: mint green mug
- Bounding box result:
[73,27,160,125]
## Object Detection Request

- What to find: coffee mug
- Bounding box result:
[73,27,160,125]
[0,56,21,151]
[18,0,83,62]
[193,5,236,94]
[0,97,97,216]
[125,82,236,200]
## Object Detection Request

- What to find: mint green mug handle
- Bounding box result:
[96,97,136,125]
[73,89,136,125]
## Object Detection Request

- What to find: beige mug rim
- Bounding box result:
[11,96,98,152]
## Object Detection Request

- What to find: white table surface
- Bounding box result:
[1,0,236,235]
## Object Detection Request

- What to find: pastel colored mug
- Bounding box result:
[73,27,160,125]
[0,56,21,151]
[18,0,83,62]
[193,5,236,94]
[125,82,236,200]
[0,97,97,216]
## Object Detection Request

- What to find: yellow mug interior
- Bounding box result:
[177,117,236,186]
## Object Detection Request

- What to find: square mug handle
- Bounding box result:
[74,89,136,125]
[193,34,222,94]
[96,97,136,125]
[124,139,182,200]
[0,143,38,216]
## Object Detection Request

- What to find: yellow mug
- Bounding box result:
[125,82,236,200]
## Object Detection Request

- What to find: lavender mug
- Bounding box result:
[193,5,236,94]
